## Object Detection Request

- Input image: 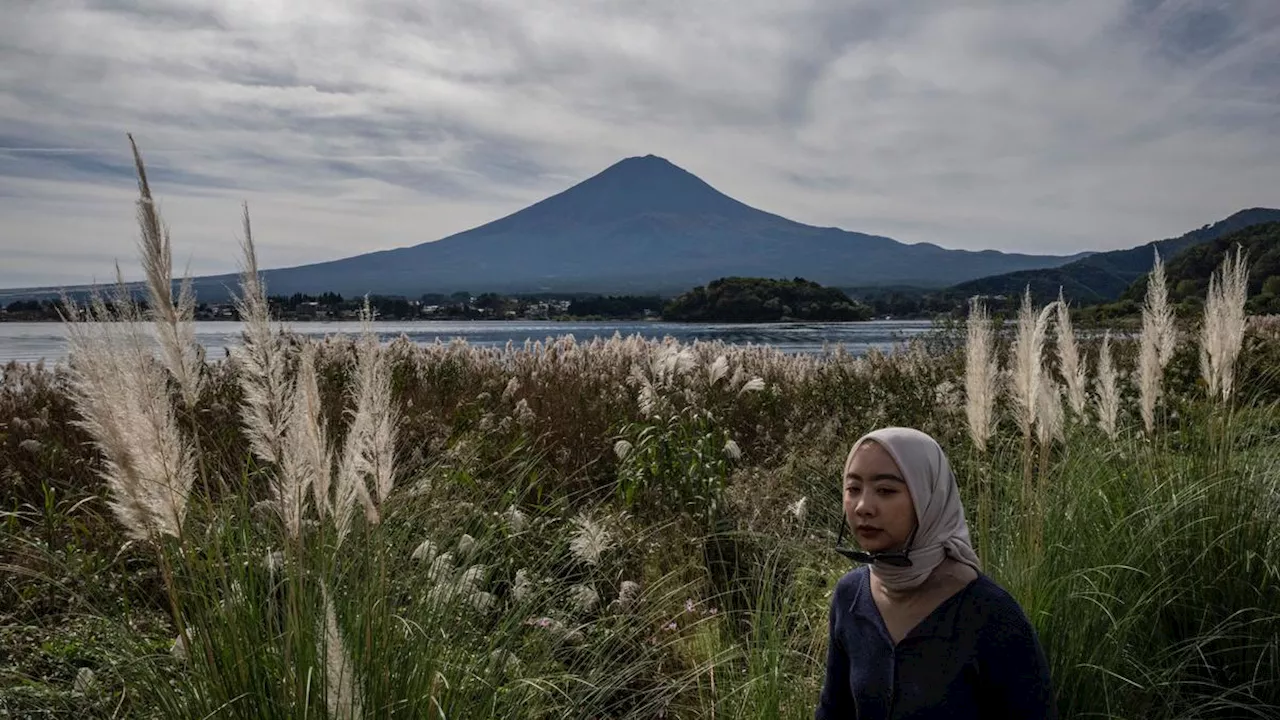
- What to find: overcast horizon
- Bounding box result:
[3,0,1279,289]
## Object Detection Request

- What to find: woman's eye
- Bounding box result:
[877,488,896,496]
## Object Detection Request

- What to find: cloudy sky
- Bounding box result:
[2,0,1278,288]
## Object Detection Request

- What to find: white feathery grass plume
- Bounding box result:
[320,584,362,720]
[613,439,633,460]
[427,552,455,587]
[1095,332,1121,441]
[788,496,809,524]
[964,296,998,452]
[457,533,478,560]
[611,580,642,613]
[73,667,96,695]
[274,341,330,538]
[512,569,535,603]
[1147,249,1179,367]
[708,355,730,386]
[458,564,487,595]
[1009,287,1057,438]
[501,376,520,403]
[232,205,292,466]
[503,504,528,533]
[1138,322,1161,435]
[723,438,742,461]
[411,538,437,562]
[1054,289,1088,416]
[568,584,600,613]
[1138,249,1176,433]
[569,514,612,566]
[333,301,398,542]
[1200,246,1250,402]
[127,135,204,410]
[1035,379,1064,446]
[61,280,198,541]
[289,341,331,521]
[738,377,766,394]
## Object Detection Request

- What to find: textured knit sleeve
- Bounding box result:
[975,594,1057,719]
[815,583,856,719]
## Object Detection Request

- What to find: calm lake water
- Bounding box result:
[0,320,936,367]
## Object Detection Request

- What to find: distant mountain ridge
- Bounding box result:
[1119,221,1280,314]
[1,155,1082,301]
[950,208,1280,303]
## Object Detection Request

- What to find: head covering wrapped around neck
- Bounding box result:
[844,427,981,591]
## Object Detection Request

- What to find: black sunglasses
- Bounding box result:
[834,516,917,567]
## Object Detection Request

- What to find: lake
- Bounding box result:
[0,319,937,366]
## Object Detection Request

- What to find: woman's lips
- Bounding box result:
[855,527,882,537]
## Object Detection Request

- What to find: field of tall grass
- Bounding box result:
[2,144,1279,718]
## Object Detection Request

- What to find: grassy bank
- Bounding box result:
[2,147,1279,718]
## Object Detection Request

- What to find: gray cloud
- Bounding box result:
[2,0,1278,288]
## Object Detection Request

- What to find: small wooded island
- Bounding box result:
[662,277,872,322]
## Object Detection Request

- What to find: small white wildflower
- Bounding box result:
[788,496,809,524]
[73,667,96,695]
[569,514,612,566]
[568,584,600,613]
[613,439,633,461]
[411,538,437,563]
[723,439,742,461]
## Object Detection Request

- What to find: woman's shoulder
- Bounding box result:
[831,565,870,604]
[963,573,1037,631]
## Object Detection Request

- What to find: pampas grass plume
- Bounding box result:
[1139,249,1175,434]
[1054,289,1087,416]
[964,296,997,452]
[1200,246,1250,402]
[1009,287,1057,437]
[1095,331,1121,440]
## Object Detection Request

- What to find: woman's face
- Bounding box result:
[843,441,917,553]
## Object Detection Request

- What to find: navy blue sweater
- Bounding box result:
[816,566,1056,719]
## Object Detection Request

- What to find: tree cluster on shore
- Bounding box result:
[662,277,872,322]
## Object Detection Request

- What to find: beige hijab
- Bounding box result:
[844,427,982,591]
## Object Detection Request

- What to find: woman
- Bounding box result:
[816,427,1056,719]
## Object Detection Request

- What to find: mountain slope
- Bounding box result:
[950,208,1280,303]
[4,155,1083,301]
[1119,221,1280,314]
